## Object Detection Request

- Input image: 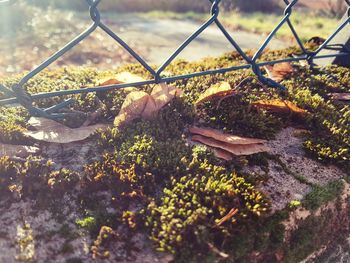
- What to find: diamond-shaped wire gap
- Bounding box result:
[30,1,154,76]
[151,19,257,79]
[11,4,123,115]
[250,1,311,67]
[313,11,350,66]
[285,1,347,45]
[54,26,143,71]
[97,3,215,71]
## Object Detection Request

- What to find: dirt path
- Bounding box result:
[0,12,289,77]
[104,14,288,64]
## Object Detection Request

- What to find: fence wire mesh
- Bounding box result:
[0,0,350,119]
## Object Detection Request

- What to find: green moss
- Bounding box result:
[282,206,349,263]
[197,94,283,140]
[0,107,31,144]
[76,217,97,231]
[0,156,79,200]
[84,154,152,196]
[0,156,21,198]
[283,67,350,170]
[145,156,270,253]
[1,45,349,262]
[303,180,345,210]
[96,98,195,182]
[91,226,117,259]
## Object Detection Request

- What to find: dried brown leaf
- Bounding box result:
[99,78,124,86]
[264,62,294,82]
[212,148,233,161]
[151,83,183,109]
[99,72,145,86]
[192,135,269,156]
[25,117,108,144]
[252,99,306,115]
[196,82,234,105]
[142,83,183,119]
[114,72,146,84]
[189,127,267,145]
[114,81,183,127]
[114,91,150,127]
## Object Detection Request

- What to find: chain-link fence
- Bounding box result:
[0,0,350,120]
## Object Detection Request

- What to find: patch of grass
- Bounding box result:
[303,180,345,210]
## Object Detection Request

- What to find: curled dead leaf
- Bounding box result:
[114,91,150,127]
[25,117,108,144]
[212,148,233,161]
[99,72,145,86]
[99,78,123,86]
[142,83,183,119]
[192,135,269,156]
[252,99,306,115]
[196,82,235,105]
[113,72,146,84]
[189,127,267,145]
[151,83,183,109]
[114,81,182,127]
[98,72,145,94]
[264,62,294,82]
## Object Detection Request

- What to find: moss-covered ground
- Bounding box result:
[0,46,349,262]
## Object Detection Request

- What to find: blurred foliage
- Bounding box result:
[28,0,280,13]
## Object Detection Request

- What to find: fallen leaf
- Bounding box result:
[98,72,145,95]
[212,148,233,161]
[113,91,150,127]
[142,83,183,119]
[0,143,40,158]
[252,99,306,115]
[264,62,294,82]
[114,72,146,84]
[189,127,267,145]
[151,83,183,109]
[329,93,350,101]
[114,81,183,127]
[196,82,235,105]
[99,72,145,86]
[216,208,239,226]
[25,117,108,144]
[192,135,269,156]
[141,96,158,120]
[99,78,124,86]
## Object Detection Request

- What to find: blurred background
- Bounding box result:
[0,0,347,77]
